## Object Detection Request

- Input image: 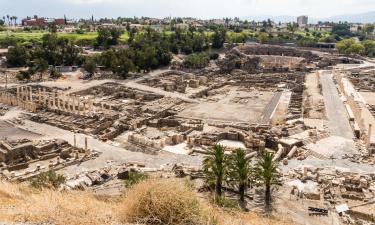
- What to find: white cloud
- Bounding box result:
[61,0,117,4]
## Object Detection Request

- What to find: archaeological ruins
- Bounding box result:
[0,43,375,224]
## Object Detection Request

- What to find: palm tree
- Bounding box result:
[255,151,278,208]
[13,16,17,26]
[203,144,227,197]
[228,148,252,203]
[6,15,10,26]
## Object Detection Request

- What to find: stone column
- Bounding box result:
[43,88,47,105]
[87,98,93,112]
[76,96,81,113]
[38,88,42,103]
[367,124,372,150]
[16,86,20,100]
[57,93,62,110]
[84,137,88,151]
[52,91,56,109]
[29,86,33,102]
[21,86,25,101]
[82,102,86,115]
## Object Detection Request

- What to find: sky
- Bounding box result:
[0,0,375,20]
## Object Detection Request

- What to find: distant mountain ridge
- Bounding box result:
[324,11,375,23]
[243,11,375,24]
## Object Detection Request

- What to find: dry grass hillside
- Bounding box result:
[0,179,295,225]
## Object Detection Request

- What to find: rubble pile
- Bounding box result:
[0,138,95,181]
[286,167,375,224]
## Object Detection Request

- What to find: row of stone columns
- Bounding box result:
[11,85,102,115]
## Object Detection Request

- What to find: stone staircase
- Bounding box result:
[305,149,329,160]
[302,132,330,145]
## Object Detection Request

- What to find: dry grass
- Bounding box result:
[0,180,296,225]
[118,178,209,225]
[0,181,117,225]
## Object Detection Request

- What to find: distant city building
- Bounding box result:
[21,15,68,26]
[297,16,308,26]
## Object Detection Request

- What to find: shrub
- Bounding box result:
[16,70,31,80]
[50,68,62,79]
[123,171,149,188]
[30,170,66,189]
[118,178,210,225]
[212,196,240,209]
[183,53,210,69]
[209,52,219,60]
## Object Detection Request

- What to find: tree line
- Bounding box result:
[336,38,375,57]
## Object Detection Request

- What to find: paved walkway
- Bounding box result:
[320,71,354,139]
[259,91,282,124]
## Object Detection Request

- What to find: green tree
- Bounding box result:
[348,43,365,55]
[258,32,269,44]
[364,24,375,34]
[212,27,227,49]
[32,58,49,80]
[96,26,123,48]
[255,152,278,208]
[6,45,28,67]
[332,23,352,37]
[336,38,356,54]
[112,49,135,78]
[62,41,82,66]
[203,145,227,198]
[228,149,252,203]
[363,40,375,57]
[83,58,97,76]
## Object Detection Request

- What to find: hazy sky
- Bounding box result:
[1,0,374,19]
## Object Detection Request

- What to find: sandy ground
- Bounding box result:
[306,136,355,158]
[359,92,375,105]
[0,107,40,140]
[178,87,274,123]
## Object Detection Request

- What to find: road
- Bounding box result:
[320,70,354,139]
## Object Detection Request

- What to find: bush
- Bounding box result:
[30,170,66,189]
[50,68,62,79]
[212,196,240,209]
[118,179,211,225]
[123,171,149,188]
[336,38,365,55]
[16,70,31,80]
[183,53,210,69]
[209,52,219,60]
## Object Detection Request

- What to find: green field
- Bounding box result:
[0,31,129,42]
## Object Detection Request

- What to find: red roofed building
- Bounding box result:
[22,15,67,26]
